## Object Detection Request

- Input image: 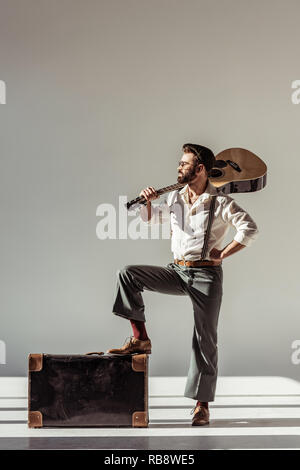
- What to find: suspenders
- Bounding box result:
[200,195,217,261]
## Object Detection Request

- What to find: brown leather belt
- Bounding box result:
[174,258,222,267]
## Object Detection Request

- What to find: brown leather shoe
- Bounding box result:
[191,404,210,426]
[106,336,152,355]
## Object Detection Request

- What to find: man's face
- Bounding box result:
[177,153,201,184]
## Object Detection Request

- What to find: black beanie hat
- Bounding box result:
[182,143,216,172]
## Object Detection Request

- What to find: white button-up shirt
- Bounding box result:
[138,180,259,261]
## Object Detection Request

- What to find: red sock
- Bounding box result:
[196,400,208,408]
[130,319,149,341]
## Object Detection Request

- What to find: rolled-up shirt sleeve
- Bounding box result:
[140,198,170,225]
[220,196,259,247]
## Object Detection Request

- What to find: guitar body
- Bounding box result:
[209,148,267,194]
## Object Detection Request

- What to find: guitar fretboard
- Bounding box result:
[127,182,185,209]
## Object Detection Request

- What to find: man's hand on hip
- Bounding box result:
[210,241,246,261]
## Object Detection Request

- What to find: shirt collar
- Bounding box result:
[178,179,218,203]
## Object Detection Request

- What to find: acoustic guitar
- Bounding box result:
[126,147,267,209]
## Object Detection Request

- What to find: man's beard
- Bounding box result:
[177,164,198,184]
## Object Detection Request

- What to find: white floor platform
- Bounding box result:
[1,376,300,449]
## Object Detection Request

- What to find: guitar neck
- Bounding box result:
[126,182,185,209]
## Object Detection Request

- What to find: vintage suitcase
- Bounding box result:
[28,353,149,428]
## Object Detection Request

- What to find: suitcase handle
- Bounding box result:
[85,351,105,356]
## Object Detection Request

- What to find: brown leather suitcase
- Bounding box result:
[28,353,149,428]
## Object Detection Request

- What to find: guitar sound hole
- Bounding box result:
[214,160,227,168]
[209,168,223,178]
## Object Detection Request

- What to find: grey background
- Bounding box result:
[0,0,299,378]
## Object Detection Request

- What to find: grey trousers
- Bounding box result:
[112,262,223,402]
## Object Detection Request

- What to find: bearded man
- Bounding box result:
[107,143,258,426]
